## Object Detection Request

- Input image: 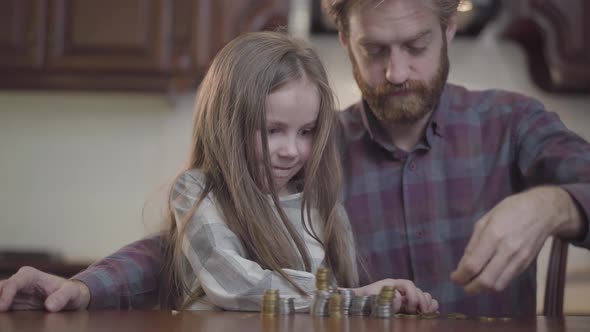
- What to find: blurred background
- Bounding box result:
[0,0,588,314]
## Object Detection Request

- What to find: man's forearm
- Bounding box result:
[72,233,165,310]
[549,187,586,239]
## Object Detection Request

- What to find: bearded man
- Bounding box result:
[331,0,589,316]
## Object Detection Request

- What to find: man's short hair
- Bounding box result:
[321,0,462,36]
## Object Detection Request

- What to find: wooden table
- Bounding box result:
[1,311,589,332]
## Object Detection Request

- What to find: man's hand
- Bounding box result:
[0,266,90,312]
[451,186,584,294]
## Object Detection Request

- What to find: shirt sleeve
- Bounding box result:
[72,233,164,309]
[173,171,316,311]
[514,100,590,248]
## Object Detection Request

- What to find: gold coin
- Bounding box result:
[402,314,419,319]
[420,313,439,319]
[447,313,467,320]
[478,316,495,322]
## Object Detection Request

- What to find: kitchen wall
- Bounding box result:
[0,91,195,261]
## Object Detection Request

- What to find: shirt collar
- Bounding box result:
[359,83,452,153]
[430,83,451,138]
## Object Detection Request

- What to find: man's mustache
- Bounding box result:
[372,80,428,97]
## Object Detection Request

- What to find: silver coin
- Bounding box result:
[278,297,295,315]
[311,292,330,317]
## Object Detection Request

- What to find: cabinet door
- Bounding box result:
[46,0,171,72]
[0,0,46,69]
[193,0,288,71]
[531,0,590,62]
[530,0,590,90]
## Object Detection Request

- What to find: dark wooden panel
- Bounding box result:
[502,0,590,92]
[195,0,290,73]
[0,0,290,92]
[531,0,588,61]
[0,0,47,68]
[0,260,89,280]
[46,0,172,72]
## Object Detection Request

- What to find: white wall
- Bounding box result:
[0,91,195,261]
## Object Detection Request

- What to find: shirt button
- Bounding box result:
[409,162,416,171]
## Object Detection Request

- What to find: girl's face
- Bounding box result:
[257,78,320,196]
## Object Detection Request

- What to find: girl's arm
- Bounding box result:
[173,171,316,311]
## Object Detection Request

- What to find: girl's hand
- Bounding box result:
[353,278,439,314]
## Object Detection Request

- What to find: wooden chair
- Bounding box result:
[543,237,569,317]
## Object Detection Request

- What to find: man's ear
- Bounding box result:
[445,13,458,43]
[338,31,349,50]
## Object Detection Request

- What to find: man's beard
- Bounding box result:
[351,40,449,126]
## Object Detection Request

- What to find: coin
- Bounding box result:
[447,313,468,320]
[478,316,496,322]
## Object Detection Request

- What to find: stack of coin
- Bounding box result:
[338,289,354,315]
[278,297,295,315]
[372,286,395,318]
[311,290,330,316]
[262,289,279,316]
[350,295,372,316]
[379,286,396,302]
[328,293,344,318]
[315,267,330,291]
[311,267,331,317]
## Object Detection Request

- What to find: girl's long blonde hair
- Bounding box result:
[160,31,358,309]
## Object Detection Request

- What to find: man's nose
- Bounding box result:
[385,51,410,85]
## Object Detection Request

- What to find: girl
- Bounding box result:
[159,31,438,312]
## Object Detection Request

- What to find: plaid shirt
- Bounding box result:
[340,83,590,316]
[75,83,590,315]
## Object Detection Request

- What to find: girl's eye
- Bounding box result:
[300,128,315,136]
[267,128,279,135]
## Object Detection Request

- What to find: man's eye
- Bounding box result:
[407,45,426,55]
[365,47,386,57]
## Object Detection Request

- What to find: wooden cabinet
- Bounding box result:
[188,0,290,82]
[0,0,46,68]
[502,0,590,92]
[0,0,290,92]
[0,251,89,279]
[47,0,171,72]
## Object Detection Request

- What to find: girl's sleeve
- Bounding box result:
[172,171,316,311]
